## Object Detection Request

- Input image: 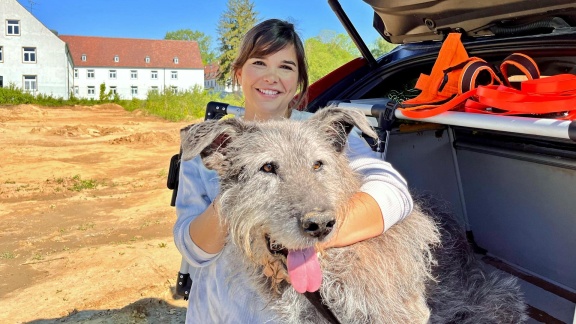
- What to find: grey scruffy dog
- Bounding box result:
[180,107,527,324]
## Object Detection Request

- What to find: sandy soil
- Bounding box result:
[0,104,195,323]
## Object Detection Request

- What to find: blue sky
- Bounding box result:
[17,0,381,49]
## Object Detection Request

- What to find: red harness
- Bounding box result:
[399,36,576,120]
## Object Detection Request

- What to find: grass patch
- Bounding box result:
[70,174,98,192]
[47,174,101,192]
[76,223,95,231]
[122,86,244,121]
[1,83,245,121]
[0,251,16,259]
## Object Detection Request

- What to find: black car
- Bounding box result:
[171,1,576,322]
[306,1,576,322]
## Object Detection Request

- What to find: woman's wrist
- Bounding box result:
[189,197,227,254]
[320,192,384,249]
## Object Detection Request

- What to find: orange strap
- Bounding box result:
[465,75,576,119]
[499,53,540,86]
[398,32,576,120]
[402,33,472,106]
[402,74,576,120]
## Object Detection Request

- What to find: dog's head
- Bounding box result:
[180,107,376,293]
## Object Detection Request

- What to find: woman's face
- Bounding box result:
[236,44,299,121]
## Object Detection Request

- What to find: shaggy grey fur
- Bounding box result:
[180,108,527,324]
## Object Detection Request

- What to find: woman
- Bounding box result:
[174,19,413,323]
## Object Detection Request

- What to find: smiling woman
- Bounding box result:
[231,19,309,121]
[173,18,414,323]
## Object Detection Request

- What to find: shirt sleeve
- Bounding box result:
[173,156,222,267]
[345,129,414,232]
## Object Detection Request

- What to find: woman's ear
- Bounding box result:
[235,69,242,84]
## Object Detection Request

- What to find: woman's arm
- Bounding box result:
[173,157,224,267]
[325,130,414,248]
[188,199,227,254]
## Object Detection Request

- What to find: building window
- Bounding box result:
[145,56,150,63]
[151,71,158,79]
[23,75,37,92]
[173,57,179,64]
[87,86,95,95]
[74,69,78,78]
[87,69,95,78]
[81,54,86,61]
[0,46,3,62]
[150,86,158,93]
[131,86,138,96]
[7,20,20,35]
[114,55,119,62]
[109,86,117,94]
[130,70,138,79]
[22,47,36,63]
[74,86,79,95]
[171,71,178,79]
[109,70,116,79]
[171,86,178,94]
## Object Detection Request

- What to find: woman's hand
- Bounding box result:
[188,197,228,254]
[319,192,384,249]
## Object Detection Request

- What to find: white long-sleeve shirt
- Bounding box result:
[173,109,413,323]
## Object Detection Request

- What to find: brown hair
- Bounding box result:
[232,19,309,110]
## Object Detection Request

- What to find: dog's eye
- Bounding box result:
[312,161,323,171]
[260,162,277,174]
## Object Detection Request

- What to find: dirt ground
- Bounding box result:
[0,104,195,323]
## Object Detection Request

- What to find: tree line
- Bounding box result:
[164,0,396,89]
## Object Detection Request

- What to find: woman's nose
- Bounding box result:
[263,70,279,83]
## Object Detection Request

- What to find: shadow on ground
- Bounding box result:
[25,298,186,323]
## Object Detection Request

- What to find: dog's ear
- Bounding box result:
[180,118,247,171]
[310,107,377,153]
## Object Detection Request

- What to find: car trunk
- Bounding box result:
[320,1,576,322]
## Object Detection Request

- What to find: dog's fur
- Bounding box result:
[180,108,527,323]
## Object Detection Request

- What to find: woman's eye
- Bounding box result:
[280,64,294,71]
[312,161,323,171]
[260,163,276,174]
[252,60,265,66]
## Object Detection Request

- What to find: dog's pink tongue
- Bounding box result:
[287,247,322,293]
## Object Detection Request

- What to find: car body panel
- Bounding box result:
[363,0,576,44]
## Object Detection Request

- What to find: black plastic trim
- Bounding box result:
[569,121,576,141]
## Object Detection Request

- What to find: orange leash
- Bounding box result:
[398,33,576,120]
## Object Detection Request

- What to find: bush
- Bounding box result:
[121,86,244,121]
[0,84,243,121]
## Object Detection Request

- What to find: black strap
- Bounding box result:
[303,291,341,324]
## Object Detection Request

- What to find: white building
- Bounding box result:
[60,36,204,100]
[204,63,235,93]
[0,0,74,98]
[1,0,204,100]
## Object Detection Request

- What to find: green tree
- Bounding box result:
[99,83,107,102]
[305,31,359,84]
[216,0,258,90]
[165,29,216,65]
[370,38,398,58]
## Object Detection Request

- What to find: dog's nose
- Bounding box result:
[300,213,335,240]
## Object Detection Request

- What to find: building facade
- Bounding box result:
[1,0,204,100]
[60,36,204,100]
[1,0,74,98]
[204,62,238,94]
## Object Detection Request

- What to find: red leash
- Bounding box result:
[399,45,576,120]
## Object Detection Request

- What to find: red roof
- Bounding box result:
[59,35,203,69]
[204,63,221,80]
